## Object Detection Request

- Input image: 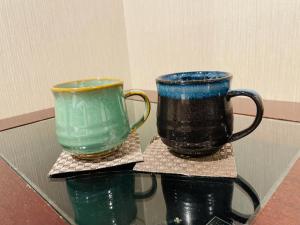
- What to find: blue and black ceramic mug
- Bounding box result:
[156,71,264,156]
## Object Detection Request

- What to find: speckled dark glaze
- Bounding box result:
[156,71,264,156]
[161,174,260,225]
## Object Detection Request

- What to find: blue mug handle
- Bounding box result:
[227,89,264,142]
[230,175,260,223]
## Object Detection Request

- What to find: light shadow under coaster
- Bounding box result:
[134,137,237,178]
[49,132,143,178]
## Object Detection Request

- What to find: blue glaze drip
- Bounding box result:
[156,71,231,99]
[157,81,229,99]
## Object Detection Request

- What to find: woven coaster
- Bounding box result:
[134,137,237,178]
[49,132,143,178]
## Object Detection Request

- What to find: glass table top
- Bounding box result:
[0,100,299,225]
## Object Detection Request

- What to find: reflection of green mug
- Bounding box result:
[52,78,150,159]
[66,172,157,225]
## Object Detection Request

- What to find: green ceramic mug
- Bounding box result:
[52,78,150,159]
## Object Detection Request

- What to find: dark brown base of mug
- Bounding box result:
[69,143,122,161]
[71,149,118,161]
[161,138,223,157]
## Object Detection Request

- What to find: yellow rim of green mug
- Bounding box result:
[52,77,123,93]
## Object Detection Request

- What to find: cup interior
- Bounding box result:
[55,79,120,89]
[52,78,123,93]
[157,71,231,84]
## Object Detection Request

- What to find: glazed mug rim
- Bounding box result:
[156,71,232,85]
[52,77,123,93]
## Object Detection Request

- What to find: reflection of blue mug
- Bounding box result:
[161,174,260,224]
[66,172,157,225]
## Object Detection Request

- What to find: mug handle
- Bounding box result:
[227,89,264,142]
[134,174,157,199]
[230,175,260,223]
[124,90,151,132]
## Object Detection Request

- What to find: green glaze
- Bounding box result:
[53,82,130,155]
[66,172,157,225]
[66,173,137,225]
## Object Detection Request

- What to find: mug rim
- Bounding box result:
[156,71,232,85]
[52,77,123,93]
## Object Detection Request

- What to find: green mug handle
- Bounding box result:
[124,90,151,132]
[134,174,157,199]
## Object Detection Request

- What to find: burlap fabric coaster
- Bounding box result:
[49,132,143,178]
[134,136,237,178]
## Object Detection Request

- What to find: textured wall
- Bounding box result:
[0,0,131,119]
[123,0,300,102]
[1,0,300,119]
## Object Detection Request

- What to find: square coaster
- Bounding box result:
[134,137,237,178]
[49,132,143,178]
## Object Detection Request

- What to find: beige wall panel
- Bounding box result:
[0,0,131,119]
[123,0,300,102]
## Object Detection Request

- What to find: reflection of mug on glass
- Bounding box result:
[66,172,157,225]
[161,174,260,225]
[156,71,264,156]
[52,78,150,159]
